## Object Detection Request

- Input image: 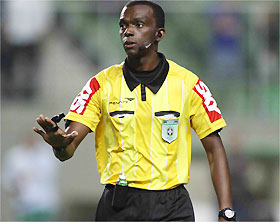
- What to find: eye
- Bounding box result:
[136,23,143,28]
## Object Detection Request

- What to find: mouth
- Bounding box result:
[124,41,136,49]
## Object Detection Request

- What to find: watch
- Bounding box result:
[218,208,236,221]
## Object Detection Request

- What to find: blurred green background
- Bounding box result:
[1,1,279,221]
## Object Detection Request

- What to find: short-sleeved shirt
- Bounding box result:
[65,58,226,190]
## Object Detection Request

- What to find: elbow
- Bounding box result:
[58,156,72,162]
[56,154,72,162]
[58,157,68,162]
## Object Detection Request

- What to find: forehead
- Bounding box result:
[120,5,155,22]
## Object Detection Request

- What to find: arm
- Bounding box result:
[33,114,91,161]
[201,132,233,221]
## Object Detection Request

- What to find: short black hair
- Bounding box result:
[124,0,165,28]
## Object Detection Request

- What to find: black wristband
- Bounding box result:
[50,125,59,132]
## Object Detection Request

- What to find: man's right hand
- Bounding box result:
[33,114,78,149]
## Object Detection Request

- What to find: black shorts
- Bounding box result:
[95,184,195,221]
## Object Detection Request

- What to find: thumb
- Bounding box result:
[65,131,78,139]
[63,131,79,145]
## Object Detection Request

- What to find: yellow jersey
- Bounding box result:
[65,58,226,190]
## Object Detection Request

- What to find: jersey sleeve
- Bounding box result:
[65,76,102,132]
[190,79,226,139]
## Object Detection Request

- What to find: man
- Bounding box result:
[34,1,236,221]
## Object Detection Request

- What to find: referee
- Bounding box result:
[34,1,236,221]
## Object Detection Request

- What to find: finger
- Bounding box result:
[36,117,45,128]
[45,117,57,128]
[33,127,46,137]
[39,115,53,128]
[38,114,47,123]
[37,115,54,132]
[37,115,48,126]
[36,117,49,131]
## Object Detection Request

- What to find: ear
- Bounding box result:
[155,28,166,42]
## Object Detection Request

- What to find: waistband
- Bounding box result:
[105,184,185,193]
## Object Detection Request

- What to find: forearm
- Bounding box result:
[207,144,232,209]
[201,133,233,210]
[52,122,89,161]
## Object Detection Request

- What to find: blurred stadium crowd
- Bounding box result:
[1,1,279,221]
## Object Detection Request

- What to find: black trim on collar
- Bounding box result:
[122,53,169,94]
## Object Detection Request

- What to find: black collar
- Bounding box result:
[122,53,169,94]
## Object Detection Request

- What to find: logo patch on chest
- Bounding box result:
[161,120,179,143]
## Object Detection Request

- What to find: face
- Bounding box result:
[119,5,158,57]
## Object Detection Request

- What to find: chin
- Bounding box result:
[125,49,144,58]
[126,51,139,57]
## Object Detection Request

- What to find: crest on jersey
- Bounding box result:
[161,120,179,143]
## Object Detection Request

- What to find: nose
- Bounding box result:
[124,25,134,37]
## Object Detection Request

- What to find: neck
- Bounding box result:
[127,51,159,71]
